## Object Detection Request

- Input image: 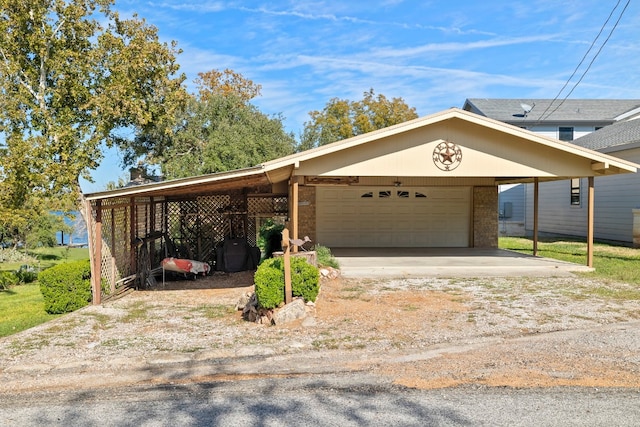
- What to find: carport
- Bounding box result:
[83,108,638,304]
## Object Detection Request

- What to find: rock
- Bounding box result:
[320,267,340,280]
[235,292,253,311]
[241,293,259,322]
[273,298,307,325]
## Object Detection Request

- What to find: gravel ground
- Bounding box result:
[1,271,639,393]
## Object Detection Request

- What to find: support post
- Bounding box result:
[533,178,539,257]
[587,176,594,268]
[281,228,292,304]
[129,197,136,274]
[90,200,103,305]
[291,177,299,253]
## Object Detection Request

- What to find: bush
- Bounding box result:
[0,271,19,290]
[254,256,320,309]
[15,265,38,284]
[38,260,92,314]
[291,257,320,302]
[254,258,285,309]
[315,245,340,268]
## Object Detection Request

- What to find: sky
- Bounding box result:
[81,0,640,192]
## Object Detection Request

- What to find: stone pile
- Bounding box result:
[236,292,316,325]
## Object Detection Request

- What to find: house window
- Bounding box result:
[378,191,391,198]
[361,192,373,198]
[415,192,427,198]
[570,178,581,206]
[397,191,409,198]
[559,127,574,141]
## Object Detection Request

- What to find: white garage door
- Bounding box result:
[316,187,471,247]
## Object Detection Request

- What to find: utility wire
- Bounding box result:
[535,0,630,123]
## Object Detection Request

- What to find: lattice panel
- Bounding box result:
[92,192,290,295]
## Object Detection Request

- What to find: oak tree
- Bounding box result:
[133,69,296,179]
[299,88,419,150]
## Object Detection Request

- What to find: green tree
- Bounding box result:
[132,69,296,179]
[0,0,186,211]
[159,94,296,179]
[0,195,68,248]
[299,88,419,150]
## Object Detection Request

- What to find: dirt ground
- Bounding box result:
[1,271,640,393]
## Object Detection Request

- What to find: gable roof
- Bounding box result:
[572,118,640,151]
[261,108,638,177]
[463,98,640,124]
[84,108,638,201]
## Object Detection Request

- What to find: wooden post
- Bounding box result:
[533,178,539,257]
[291,177,299,253]
[587,177,594,268]
[92,201,103,305]
[281,228,292,304]
[129,197,136,274]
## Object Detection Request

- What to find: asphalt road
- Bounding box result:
[1,373,639,426]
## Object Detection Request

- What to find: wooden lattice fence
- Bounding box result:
[88,192,288,298]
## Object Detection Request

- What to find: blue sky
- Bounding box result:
[81,0,640,192]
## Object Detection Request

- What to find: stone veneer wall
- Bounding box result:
[473,186,498,248]
[297,185,317,244]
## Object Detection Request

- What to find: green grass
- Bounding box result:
[0,247,89,271]
[0,283,61,337]
[499,236,640,284]
[0,247,89,337]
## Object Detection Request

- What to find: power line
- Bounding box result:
[535,0,630,123]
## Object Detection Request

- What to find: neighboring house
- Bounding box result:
[528,118,640,244]
[83,108,637,302]
[463,98,640,243]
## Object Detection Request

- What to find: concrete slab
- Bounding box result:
[332,248,593,278]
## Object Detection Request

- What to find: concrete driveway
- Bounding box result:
[331,248,593,278]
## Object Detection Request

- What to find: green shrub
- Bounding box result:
[291,257,320,302]
[254,256,320,309]
[315,245,340,268]
[38,260,92,314]
[0,271,19,290]
[254,257,285,309]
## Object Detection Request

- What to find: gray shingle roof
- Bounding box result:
[571,119,640,151]
[463,98,640,123]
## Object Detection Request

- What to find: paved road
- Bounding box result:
[1,373,639,426]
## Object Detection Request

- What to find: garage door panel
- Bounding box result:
[317,186,471,248]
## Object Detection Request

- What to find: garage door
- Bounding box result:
[316,187,470,247]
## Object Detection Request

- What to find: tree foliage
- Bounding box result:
[132,69,296,179]
[0,0,186,210]
[299,88,419,150]
[159,94,296,179]
[195,68,262,103]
